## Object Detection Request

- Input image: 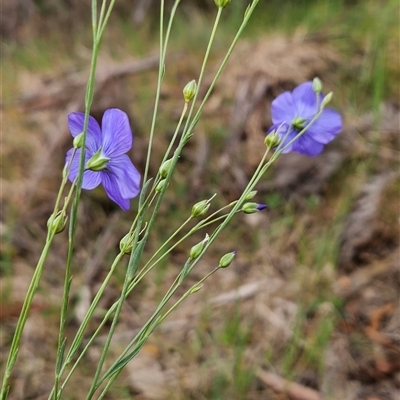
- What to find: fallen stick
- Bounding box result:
[256,369,321,400]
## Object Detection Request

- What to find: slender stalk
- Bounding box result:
[180,6,223,138]
[62,4,262,394]
[53,0,120,397]
[143,0,182,186]
[0,235,54,399]
[85,271,131,398]
[97,268,220,398]
[184,0,260,140]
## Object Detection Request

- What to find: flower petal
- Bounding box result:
[291,134,324,156]
[271,91,295,124]
[101,171,131,210]
[291,81,321,120]
[66,148,102,190]
[101,109,133,157]
[106,155,141,199]
[68,113,102,153]
[306,108,342,144]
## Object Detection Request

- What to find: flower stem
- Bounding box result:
[96,267,220,398]
[53,0,118,397]
[143,0,181,187]
[0,235,54,399]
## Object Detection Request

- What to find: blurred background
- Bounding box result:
[1,0,399,399]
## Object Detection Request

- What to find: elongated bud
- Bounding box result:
[321,92,333,108]
[244,4,251,18]
[242,202,267,214]
[265,131,280,149]
[312,77,323,94]
[189,234,209,260]
[190,284,203,294]
[155,179,167,193]
[183,80,197,103]
[120,232,134,255]
[191,200,210,218]
[47,211,68,234]
[191,193,216,218]
[73,132,85,149]
[219,251,236,268]
[244,190,257,201]
[215,0,231,8]
[159,158,173,178]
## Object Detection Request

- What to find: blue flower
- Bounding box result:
[267,82,342,156]
[65,108,141,210]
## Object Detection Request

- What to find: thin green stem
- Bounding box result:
[181,6,223,138]
[85,270,131,399]
[97,267,220,398]
[53,1,120,397]
[48,252,124,400]
[183,0,260,140]
[143,0,181,186]
[0,235,54,399]
[155,101,189,181]
[51,187,158,395]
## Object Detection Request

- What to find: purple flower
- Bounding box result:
[267,82,342,156]
[65,108,141,210]
[242,202,268,214]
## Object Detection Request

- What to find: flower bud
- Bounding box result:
[244,4,251,18]
[244,190,257,201]
[47,211,68,234]
[219,251,236,268]
[312,77,323,94]
[119,232,134,255]
[242,202,267,214]
[191,200,210,218]
[321,92,333,108]
[86,150,110,171]
[155,179,168,193]
[264,131,280,149]
[159,158,173,178]
[190,284,203,294]
[189,234,209,260]
[215,0,231,8]
[73,132,85,149]
[183,80,197,103]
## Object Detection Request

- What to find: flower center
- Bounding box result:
[86,149,110,171]
[291,116,307,131]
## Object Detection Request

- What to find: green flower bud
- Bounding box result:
[86,150,110,171]
[190,284,203,294]
[265,131,280,149]
[244,4,251,18]
[244,190,257,201]
[242,202,267,214]
[183,80,197,103]
[159,158,173,179]
[191,200,210,218]
[119,232,134,255]
[219,251,236,268]
[155,179,168,193]
[321,92,333,108]
[215,0,231,8]
[73,132,85,149]
[189,234,209,260]
[72,132,83,149]
[47,211,68,234]
[312,77,323,94]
